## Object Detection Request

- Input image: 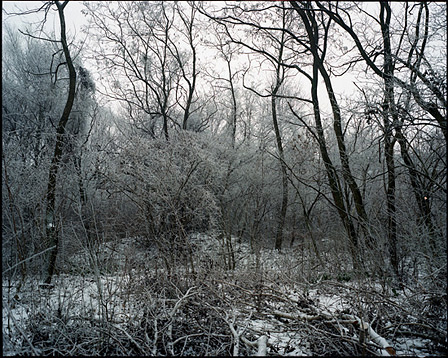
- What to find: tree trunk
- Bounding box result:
[320,68,371,247]
[380,2,399,276]
[394,126,438,251]
[227,60,237,148]
[272,19,288,251]
[291,1,360,268]
[181,12,197,130]
[383,106,399,276]
[272,94,288,251]
[299,3,371,250]
[43,0,77,284]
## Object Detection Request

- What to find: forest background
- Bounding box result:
[2,1,447,356]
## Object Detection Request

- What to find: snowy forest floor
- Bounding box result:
[3,235,447,356]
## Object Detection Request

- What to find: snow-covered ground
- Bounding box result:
[3,235,447,356]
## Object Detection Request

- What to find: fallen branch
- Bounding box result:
[273,309,332,321]
[224,312,240,356]
[386,328,448,346]
[240,335,267,356]
[342,314,396,356]
[167,286,197,355]
[112,323,145,354]
[271,308,396,356]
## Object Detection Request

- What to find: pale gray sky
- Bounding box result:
[1,1,360,115]
[2,1,88,38]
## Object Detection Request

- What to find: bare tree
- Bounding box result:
[291,1,371,252]
[3,0,81,284]
[317,1,446,268]
[170,2,200,130]
[315,2,446,141]
[42,1,77,284]
[200,1,375,266]
[271,20,289,251]
[202,23,241,147]
[84,1,209,140]
[220,4,292,250]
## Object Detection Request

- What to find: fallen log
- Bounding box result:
[241,335,267,356]
[272,309,396,356]
[341,314,396,356]
[273,309,332,321]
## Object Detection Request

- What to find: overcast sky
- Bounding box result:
[2,1,360,115]
[2,1,88,38]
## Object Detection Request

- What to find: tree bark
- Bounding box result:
[379,2,400,276]
[178,5,197,131]
[291,1,360,267]
[315,0,443,270]
[294,1,371,249]
[383,114,399,276]
[43,0,77,284]
[272,92,288,251]
[272,12,288,251]
[227,60,238,148]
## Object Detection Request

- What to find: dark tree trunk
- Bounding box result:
[272,94,288,251]
[291,1,361,268]
[44,0,77,284]
[379,2,400,276]
[181,11,197,130]
[272,21,288,251]
[300,2,371,249]
[228,60,237,148]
